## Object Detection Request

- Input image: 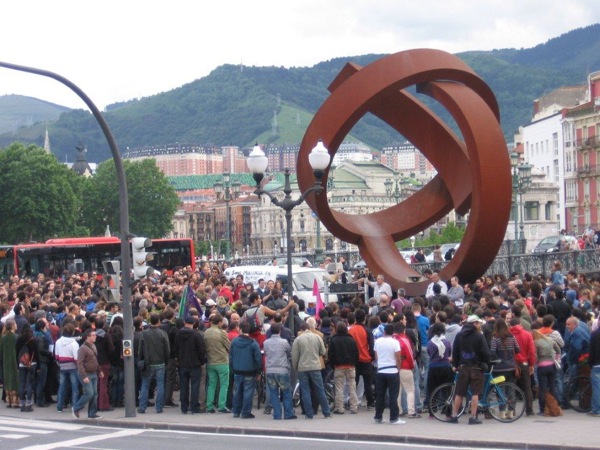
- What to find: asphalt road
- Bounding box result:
[0,416,514,450]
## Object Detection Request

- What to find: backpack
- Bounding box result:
[243,306,262,334]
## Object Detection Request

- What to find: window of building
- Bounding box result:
[553,133,558,156]
[585,209,591,227]
[524,201,539,221]
[584,180,590,199]
[545,202,553,220]
[325,239,333,251]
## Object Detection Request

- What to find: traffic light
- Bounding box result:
[101,260,121,302]
[132,237,154,280]
[122,339,132,358]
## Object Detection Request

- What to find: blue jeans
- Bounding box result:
[591,366,600,414]
[266,373,295,419]
[110,366,125,406]
[401,366,422,413]
[232,374,256,417]
[74,373,98,417]
[179,367,201,413]
[139,365,165,412]
[537,365,557,413]
[19,365,37,403]
[297,370,331,418]
[58,369,79,411]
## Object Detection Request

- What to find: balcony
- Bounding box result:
[575,135,599,150]
[577,164,600,177]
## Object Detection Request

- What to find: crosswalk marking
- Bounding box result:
[0,417,84,431]
[2,434,29,440]
[19,428,145,450]
[0,426,53,434]
[0,416,88,441]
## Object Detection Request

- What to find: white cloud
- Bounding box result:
[0,0,598,109]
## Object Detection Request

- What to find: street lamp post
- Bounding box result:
[248,142,330,336]
[510,152,532,260]
[214,173,240,261]
[384,170,408,204]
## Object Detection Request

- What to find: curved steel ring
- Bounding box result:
[297,49,511,296]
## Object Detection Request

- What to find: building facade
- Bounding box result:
[563,71,600,234]
[124,143,223,176]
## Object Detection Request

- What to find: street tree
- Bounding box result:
[0,142,83,243]
[82,158,180,237]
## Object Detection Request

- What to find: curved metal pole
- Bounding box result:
[0,61,136,418]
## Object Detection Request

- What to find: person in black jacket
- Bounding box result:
[450,315,490,425]
[174,316,207,415]
[160,308,179,408]
[33,319,54,408]
[328,321,359,414]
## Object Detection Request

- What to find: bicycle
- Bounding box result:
[256,351,267,409]
[292,369,335,409]
[428,360,525,423]
[565,365,592,413]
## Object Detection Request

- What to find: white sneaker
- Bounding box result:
[390,419,406,424]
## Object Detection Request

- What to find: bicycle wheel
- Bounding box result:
[566,376,592,412]
[292,381,301,407]
[429,383,461,422]
[486,382,525,422]
[256,373,266,409]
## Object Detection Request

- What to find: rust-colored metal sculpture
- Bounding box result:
[297,49,511,296]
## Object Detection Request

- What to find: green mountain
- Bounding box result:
[1,24,599,163]
[0,95,69,135]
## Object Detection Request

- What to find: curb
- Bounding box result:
[52,417,594,450]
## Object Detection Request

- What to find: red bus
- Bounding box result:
[0,237,195,280]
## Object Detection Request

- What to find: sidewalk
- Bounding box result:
[0,402,596,450]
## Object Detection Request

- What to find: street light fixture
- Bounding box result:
[384,170,408,204]
[510,152,532,260]
[248,141,330,335]
[214,173,240,261]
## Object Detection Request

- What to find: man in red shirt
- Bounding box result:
[510,317,536,416]
[393,321,420,418]
[348,309,375,409]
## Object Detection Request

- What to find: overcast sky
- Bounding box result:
[1,0,599,110]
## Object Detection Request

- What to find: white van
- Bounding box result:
[223,265,338,304]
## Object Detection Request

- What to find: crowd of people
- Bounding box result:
[1,258,600,426]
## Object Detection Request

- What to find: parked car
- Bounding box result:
[265,257,312,267]
[353,260,367,270]
[425,243,460,262]
[532,235,578,253]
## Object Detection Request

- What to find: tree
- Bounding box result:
[81,158,180,237]
[0,143,83,243]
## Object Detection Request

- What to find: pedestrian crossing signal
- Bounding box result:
[123,339,132,357]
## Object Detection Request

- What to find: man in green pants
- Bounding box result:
[204,314,231,413]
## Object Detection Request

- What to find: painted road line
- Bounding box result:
[18,428,145,450]
[0,417,85,431]
[0,426,54,434]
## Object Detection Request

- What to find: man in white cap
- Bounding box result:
[449,315,490,425]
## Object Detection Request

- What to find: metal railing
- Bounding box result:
[235,248,600,280]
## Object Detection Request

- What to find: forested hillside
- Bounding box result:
[1,24,599,163]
